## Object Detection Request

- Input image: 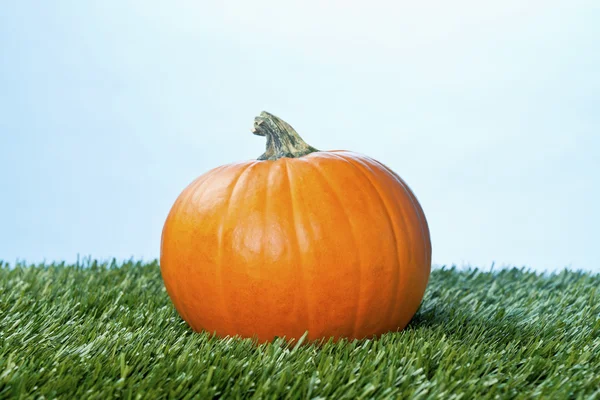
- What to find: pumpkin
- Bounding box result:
[160,111,431,343]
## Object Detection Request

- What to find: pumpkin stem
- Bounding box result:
[252,111,319,160]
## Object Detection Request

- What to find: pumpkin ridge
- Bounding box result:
[283,160,311,339]
[368,158,432,274]
[262,163,270,282]
[217,161,260,334]
[169,175,208,217]
[305,158,363,339]
[365,158,432,322]
[332,153,404,333]
[163,172,220,328]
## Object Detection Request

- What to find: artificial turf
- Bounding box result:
[0,259,598,399]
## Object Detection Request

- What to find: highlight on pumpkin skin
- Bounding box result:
[252,111,319,161]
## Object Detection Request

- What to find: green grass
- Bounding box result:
[0,260,599,399]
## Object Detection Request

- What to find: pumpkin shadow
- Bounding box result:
[405,302,547,349]
[401,302,568,384]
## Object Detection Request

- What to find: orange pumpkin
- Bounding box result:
[160,111,431,343]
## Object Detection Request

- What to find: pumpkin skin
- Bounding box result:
[160,112,431,343]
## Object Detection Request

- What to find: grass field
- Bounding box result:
[0,260,598,399]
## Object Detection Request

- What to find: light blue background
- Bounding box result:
[1,1,598,272]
